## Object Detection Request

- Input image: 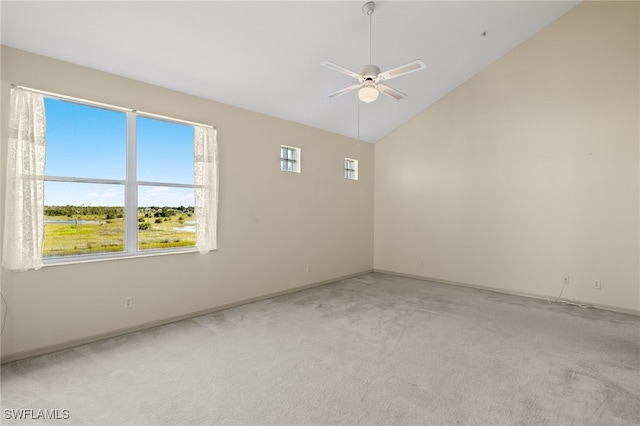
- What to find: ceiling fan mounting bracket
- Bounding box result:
[362,1,375,16]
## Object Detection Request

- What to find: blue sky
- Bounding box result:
[44,98,195,207]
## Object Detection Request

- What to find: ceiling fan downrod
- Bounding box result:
[362,1,375,66]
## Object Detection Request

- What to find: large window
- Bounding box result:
[43,97,198,260]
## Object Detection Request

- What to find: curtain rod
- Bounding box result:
[10,84,215,130]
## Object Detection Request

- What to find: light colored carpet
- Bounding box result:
[1,273,639,425]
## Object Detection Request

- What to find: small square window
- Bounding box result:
[281,145,300,173]
[344,158,358,180]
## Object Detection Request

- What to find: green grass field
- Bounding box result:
[43,214,196,257]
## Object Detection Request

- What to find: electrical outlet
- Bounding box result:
[593,280,601,289]
[562,275,570,285]
[124,297,133,308]
[306,264,312,273]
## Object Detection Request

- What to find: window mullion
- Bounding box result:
[125,112,138,254]
[137,180,195,189]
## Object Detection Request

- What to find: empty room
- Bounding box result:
[0,1,638,425]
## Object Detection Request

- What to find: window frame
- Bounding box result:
[344,157,358,180]
[41,94,208,265]
[280,145,301,173]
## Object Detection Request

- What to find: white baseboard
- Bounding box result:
[1,270,374,364]
[373,269,640,317]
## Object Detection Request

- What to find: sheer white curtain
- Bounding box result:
[2,88,47,271]
[194,126,218,253]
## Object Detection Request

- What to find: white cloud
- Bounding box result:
[145,187,171,194]
[85,187,123,201]
[46,183,124,207]
[139,186,193,207]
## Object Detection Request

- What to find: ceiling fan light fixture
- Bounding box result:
[358,84,379,103]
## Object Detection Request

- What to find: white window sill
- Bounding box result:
[42,247,199,267]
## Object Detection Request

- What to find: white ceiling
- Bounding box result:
[1,1,579,143]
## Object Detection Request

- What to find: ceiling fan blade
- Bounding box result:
[378,83,407,100]
[327,84,362,98]
[321,61,360,80]
[379,60,426,81]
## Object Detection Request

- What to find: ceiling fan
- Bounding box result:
[321,1,426,103]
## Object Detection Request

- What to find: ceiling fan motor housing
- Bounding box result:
[359,64,380,82]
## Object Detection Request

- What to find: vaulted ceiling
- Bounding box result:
[1,1,579,142]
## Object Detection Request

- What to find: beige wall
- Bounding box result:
[0,46,374,361]
[374,1,640,313]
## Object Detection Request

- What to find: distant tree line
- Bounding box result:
[141,206,194,218]
[44,205,124,219]
[44,205,194,219]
